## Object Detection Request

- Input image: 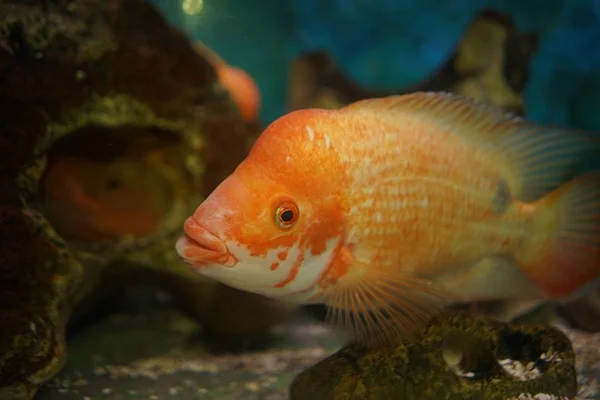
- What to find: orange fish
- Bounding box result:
[41,157,164,242]
[176,91,600,346]
[194,41,261,122]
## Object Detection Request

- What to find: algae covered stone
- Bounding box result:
[0,0,287,398]
[290,311,577,400]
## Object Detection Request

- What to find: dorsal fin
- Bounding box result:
[341,91,540,150]
[342,91,597,202]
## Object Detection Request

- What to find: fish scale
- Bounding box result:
[352,180,507,276]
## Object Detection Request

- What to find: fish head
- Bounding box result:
[176,109,349,301]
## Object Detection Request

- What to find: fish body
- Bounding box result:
[194,41,261,122]
[176,91,600,346]
[42,157,163,241]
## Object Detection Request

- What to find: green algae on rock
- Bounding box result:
[290,311,577,400]
[0,0,288,398]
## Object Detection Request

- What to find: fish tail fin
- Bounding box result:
[516,171,600,299]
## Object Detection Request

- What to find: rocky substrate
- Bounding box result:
[35,309,598,400]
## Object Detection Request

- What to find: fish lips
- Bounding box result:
[175,217,237,268]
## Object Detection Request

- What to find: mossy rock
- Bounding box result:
[0,1,285,398]
[290,311,577,400]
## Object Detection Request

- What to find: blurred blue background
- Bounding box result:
[149,0,600,131]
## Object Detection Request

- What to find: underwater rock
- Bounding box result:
[290,311,577,400]
[0,0,289,398]
[287,9,538,117]
[556,291,600,333]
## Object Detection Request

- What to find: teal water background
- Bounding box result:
[150,0,600,134]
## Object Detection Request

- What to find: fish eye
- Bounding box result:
[274,201,299,229]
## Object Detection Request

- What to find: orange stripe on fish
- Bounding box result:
[274,251,306,289]
[274,205,346,289]
[316,243,353,291]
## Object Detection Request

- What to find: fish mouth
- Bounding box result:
[175,217,237,268]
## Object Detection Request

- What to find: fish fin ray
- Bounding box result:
[322,255,450,347]
[342,91,596,201]
[517,171,600,298]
